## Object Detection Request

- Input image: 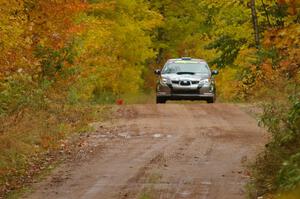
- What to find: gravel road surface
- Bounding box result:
[26,104,266,199]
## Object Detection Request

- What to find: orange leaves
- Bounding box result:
[277,0,287,4]
[40,135,52,149]
[0,0,89,84]
[28,0,87,49]
[261,23,300,81]
[277,0,296,10]
[67,24,85,35]
[65,2,88,12]
[288,0,298,15]
[233,21,299,100]
[261,60,278,81]
[280,0,299,15]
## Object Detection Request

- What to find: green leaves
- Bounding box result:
[278,153,300,191]
[207,36,247,68]
[34,44,77,80]
[253,94,300,195]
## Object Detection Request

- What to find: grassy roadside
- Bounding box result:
[247,94,300,199]
[0,103,112,198]
[0,91,155,198]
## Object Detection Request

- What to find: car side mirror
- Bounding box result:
[212,70,219,75]
[154,69,161,75]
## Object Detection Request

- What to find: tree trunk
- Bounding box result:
[261,0,272,27]
[250,0,260,48]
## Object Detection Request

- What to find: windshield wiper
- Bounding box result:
[176,72,195,75]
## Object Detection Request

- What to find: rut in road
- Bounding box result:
[26,104,266,199]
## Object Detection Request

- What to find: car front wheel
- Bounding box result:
[206,97,215,104]
[156,97,166,104]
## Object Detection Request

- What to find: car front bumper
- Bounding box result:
[157,92,214,100]
[156,85,215,100]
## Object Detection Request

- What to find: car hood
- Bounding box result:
[161,73,210,81]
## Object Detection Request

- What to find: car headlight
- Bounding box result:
[200,79,210,84]
[199,79,211,86]
[160,77,169,86]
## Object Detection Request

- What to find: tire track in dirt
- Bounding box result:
[25,104,266,199]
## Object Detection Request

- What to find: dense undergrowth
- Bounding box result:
[0,102,110,197]
[249,91,300,198]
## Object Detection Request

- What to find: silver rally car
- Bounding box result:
[155,57,218,104]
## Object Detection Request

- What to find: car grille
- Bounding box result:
[172,81,199,85]
[172,89,199,95]
[180,81,191,86]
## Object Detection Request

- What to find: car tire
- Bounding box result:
[156,97,166,104]
[206,97,215,104]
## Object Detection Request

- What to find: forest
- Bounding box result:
[0,0,299,198]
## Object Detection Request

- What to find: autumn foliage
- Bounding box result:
[0,0,161,196]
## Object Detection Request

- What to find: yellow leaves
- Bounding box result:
[275,187,300,199]
[119,65,143,94]
[0,0,26,50]
[79,18,112,52]
[234,48,257,69]
[215,67,240,101]
[137,10,163,31]
[87,1,116,11]
[183,34,219,62]
[72,0,162,99]
[0,0,32,80]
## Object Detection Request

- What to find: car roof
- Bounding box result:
[166,57,207,64]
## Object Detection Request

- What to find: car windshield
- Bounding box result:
[162,61,210,74]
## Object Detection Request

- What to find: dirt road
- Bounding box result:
[26,104,266,199]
